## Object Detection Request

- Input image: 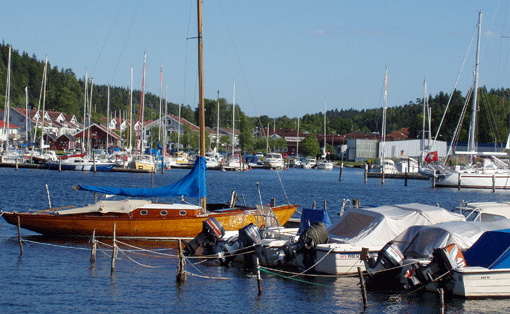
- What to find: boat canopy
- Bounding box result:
[464,228,510,269]
[298,207,332,235]
[392,220,510,259]
[327,203,466,246]
[77,156,207,198]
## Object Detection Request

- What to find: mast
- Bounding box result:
[296,108,300,157]
[159,65,163,144]
[106,84,110,151]
[129,67,133,152]
[3,46,11,150]
[216,90,220,152]
[88,78,94,153]
[136,52,146,156]
[198,0,206,208]
[82,70,88,152]
[468,11,482,160]
[323,99,327,158]
[33,56,47,148]
[232,81,235,157]
[40,56,48,153]
[164,84,168,158]
[381,67,388,161]
[25,87,28,146]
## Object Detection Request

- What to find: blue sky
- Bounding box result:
[2,1,509,119]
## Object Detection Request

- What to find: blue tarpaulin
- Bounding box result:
[297,207,332,235]
[464,228,510,269]
[78,156,207,198]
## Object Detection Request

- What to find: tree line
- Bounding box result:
[1,42,509,153]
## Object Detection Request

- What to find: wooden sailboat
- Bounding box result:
[1,0,297,238]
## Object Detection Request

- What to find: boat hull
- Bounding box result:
[444,267,510,298]
[435,172,510,189]
[1,204,297,238]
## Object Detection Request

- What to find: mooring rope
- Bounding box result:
[116,246,163,268]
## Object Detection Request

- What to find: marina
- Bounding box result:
[2,166,510,313]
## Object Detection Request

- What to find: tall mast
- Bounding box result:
[3,46,11,150]
[83,69,88,152]
[232,81,235,157]
[25,87,28,145]
[136,52,146,155]
[129,67,133,152]
[88,78,94,152]
[216,90,220,152]
[198,0,206,208]
[33,56,47,148]
[164,84,168,158]
[159,65,163,143]
[323,99,327,158]
[296,108,300,157]
[468,11,482,159]
[40,56,48,152]
[381,67,388,161]
[106,84,110,151]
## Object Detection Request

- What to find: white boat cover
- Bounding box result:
[393,219,510,258]
[327,203,466,247]
[55,199,153,215]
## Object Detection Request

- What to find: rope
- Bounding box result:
[21,239,91,251]
[117,246,163,268]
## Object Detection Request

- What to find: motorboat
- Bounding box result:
[264,153,285,169]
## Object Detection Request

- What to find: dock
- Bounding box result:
[367,172,429,180]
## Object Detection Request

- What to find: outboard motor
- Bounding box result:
[287,221,329,270]
[214,223,262,266]
[364,241,405,290]
[404,243,465,289]
[184,217,225,256]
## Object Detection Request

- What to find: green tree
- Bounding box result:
[300,134,320,157]
[238,114,254,152]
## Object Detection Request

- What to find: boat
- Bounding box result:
[452,200,510,222]
[316,100,334,170]
[434,12,510,189]
[0,1,297,238]
[299,156,316,169]
[395,157,419,173]
[263,152,285,169]
[371,158,398,174]
[129,154,156,172]
[295,203,466,274]
[44,153,116,172]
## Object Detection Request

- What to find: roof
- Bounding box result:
[0,120,19,129]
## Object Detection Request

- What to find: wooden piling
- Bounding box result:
[111,223,117,276]
[404,169,408,187]
[15,158,18,170]
[271,198,276,207]
[357,267,368,309]
[17,216,23,255]
[58,157,62,172]
[256,257,262,295]
[93,150,96,174]
[176,239,187,283]
[339,163,343,181]
[364,164,368,184]
[324,201,327,211]
[458,173,461,190]
[90,229,97,265]
[433,172,437,187]
[381,168,385,185]
[242,194,246,206]
[45,184,51,209]
[438,288,445,313]
[493,175,496,193]
[312,201,316,209]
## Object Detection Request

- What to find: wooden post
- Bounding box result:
[493,175,496,193]
[271,198,275,207]
[404,169,408,187]
[90,229,97,265]
[93,150,96,174]
[312,201,316,209]
[324,201,327,211]
[438,288,445,313]
[357,267,368,309]
[339,163,343,181]
[256,257,262,295]
[176,239,187,283]
[15,158,18,170]
[111,223,117,276]
[17,216,23,255]
[458,173,461,190]
[242,194,246,206]
[58,157,62,172]
[161,157,165,174]
[45,184,51,209]
[433,172,437,187]
[364,164,368,184]
[381,167,385,185]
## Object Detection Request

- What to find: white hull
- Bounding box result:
[445,267,510,297]
[313,246,370,274]
[435,172,510,189]
[316,160,334,170]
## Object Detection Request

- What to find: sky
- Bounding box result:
[2,1,510,119]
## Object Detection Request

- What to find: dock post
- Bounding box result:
[15,158,18,170]
[271,198,276,207]
[339,163,343,181]
[433,172,436,187]
[324,201,327,211]
[242,194,246,206]
[364,164,368,184]
[256,257,262,295]
[493,175,496,193]
[438,288,445,312]
[45,184,52,209]
[177,239,187,283]
[404,169,408,187]
[59,157,62,172]
[90,229,97,265]
[381,169,385,185]
[312,201,316,209]
[357,267,368,309]
[458,173,461,190]
[93,150,96,174]
[111,223,117,276]
[17,216,23,255]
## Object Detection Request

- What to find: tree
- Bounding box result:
[300,134,320,157]
[238,114,254,152]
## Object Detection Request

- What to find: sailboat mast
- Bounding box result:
[83,70,88,152]
[159,65,163,143]
[468,11,482,156]
[381,67,388,161]
[296,108,300,157]
[40,56,48,152]
[323,100,327,157]
[198,0,206,209]
[3,46,11,149]
[136,52,146,155]
[88,78,94,153]
[216,90,220,151]
[129,67,133,152]
[107,84,110,151]
[232,81,235,157]
[25,87,28,145]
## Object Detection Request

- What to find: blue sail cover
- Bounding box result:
[297,208,332,235]
[464,228,510,269]
[77,156,207,198]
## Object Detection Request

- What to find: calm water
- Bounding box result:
[1,166,510,313]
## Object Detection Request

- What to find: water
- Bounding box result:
[2,166,510,313]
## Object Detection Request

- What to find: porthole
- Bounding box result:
[160,210,168,216]
[140,210,148,215]
[179,210,186,216]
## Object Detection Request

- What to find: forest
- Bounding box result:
[1,42,510,147]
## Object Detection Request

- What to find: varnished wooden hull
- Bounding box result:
[1,204,297,238]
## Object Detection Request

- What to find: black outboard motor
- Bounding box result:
[404,243,465,289]
[184,217,225,256]
[364,241,405,290]
[285,221,329,270]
